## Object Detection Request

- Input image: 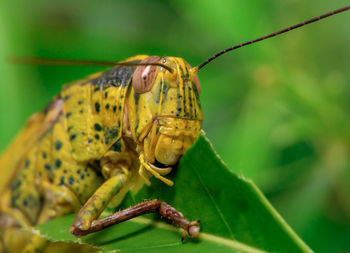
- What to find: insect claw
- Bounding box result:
[181,230,187,242]
[69,225,86,237]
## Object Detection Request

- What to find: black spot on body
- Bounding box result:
[44,164,51,171]
[105,92,108,98]
[113,106,117,112]
[23,198,28,206]
[11,180,22,191]
[94,134,100,140]
[63,95,71,101]
[78,100,83,105]
[95,103,100,113]
[110,140,122,152]
[88,139,93,143]
[104,127,119,145]
[24,159,30,168]
[134,120,139,134]
[162,83,170,104]
[155,87,162,104]
[55,141,63,150]
[67,126,73,132]
[42,152,47,159]
[94,123,102,131]
[55,159,62,169]
[65,112,72,118]
[59,176,65,185]
[68,176,74,186]
[70,134,77,141]
[11,194,19,206]
[105,104,110,110]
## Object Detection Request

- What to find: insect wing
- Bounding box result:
[61,56,146,162]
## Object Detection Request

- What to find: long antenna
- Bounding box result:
[8,57,173,72]
[196,5,350,71]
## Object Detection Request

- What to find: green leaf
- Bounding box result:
[36,132,312,252]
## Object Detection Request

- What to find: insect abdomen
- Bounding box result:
[1,112,104,226]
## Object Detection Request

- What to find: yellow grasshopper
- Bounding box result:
[0,5,349,253]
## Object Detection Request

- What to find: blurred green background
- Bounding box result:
[0,0,349,252]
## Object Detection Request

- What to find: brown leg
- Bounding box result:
[70,199,200,240]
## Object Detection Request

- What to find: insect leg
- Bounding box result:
[69,199,200,240]
[0,198,47,253]
[70,171,128,234]
[36,181,82,224]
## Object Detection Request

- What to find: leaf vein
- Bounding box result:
[185,154,235,239]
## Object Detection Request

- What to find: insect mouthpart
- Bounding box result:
[154,159,170,169]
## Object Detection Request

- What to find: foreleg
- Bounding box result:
[70,199,200,240]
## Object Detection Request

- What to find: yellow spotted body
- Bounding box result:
[0,55,202,252]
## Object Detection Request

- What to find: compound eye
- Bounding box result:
[192,74,201,94]
[132,56,161,93]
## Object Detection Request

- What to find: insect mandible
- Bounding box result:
[0,5,349,253]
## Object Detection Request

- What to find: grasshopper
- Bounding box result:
[0,5,349,253]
